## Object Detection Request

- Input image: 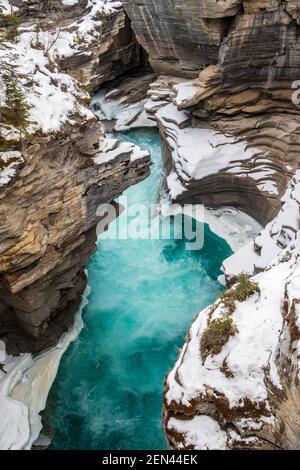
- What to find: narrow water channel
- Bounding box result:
[47,128,232,450]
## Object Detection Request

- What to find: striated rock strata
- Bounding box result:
[14,0,144,92]
[124,0,300,450]
[0,0,150,354]
[2,0,300,451]
[124,0,242,77]
[127,0,300,224]
[0,126,150,353]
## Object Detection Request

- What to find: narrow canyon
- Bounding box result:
[0,0,300,451]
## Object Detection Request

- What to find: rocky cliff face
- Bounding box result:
[13,0,144,92]
[121,0,300,450]
[124,0,241,77]
[0,123,150,353]
[0,0,150,354]
[138,0,300,226]
[146,75,297,226]
[125,0,300,80]
[163,169,300,449]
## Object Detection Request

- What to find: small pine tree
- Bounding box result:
[0,13,22,41]
[1,78,30,130]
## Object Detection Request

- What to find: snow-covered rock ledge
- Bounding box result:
[0,152,23,189]
[145,72,300,229]
[91,73,156,131]
[123,1,300,451]
[164,239,300,449]
[93,81,263,253]
[223,171,300,282]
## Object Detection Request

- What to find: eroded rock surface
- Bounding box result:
[2,0,300,451]
[124,0,242,77]
[11,0,144,92]
[0,0,150,353]
[125,1,300,450]
[127,1,300,227]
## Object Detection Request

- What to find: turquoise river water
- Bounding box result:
[47,128,232,450]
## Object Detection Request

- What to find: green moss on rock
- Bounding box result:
[220,273,260,314]
[200,317,238,362]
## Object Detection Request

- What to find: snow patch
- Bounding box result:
[156,103,278,198]
[173,81,200,108]
[92,90,155,131]
[0,1,122,134]
[0,0,18,14]
[168,415,228,450]
[0,287,90,450]
[0,151,23,188]
[94,136,149,165]
[223,170,300,278]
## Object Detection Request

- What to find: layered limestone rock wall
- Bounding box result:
[123,0,300,450]
[0,123,150,354]
[125,0,300,81]
[2,0,300,451]
[123,0,242,77]
[137,0,300,226]
[146,74,300,226]
[0,0,150,354]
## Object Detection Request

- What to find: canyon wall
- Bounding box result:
[164,237,300,450]
[0,122,150,354]
[128,0,300,226]
[122,0,300,450]
[125,0,300,81]
[123,0,241,77]
[0,0,150,354]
